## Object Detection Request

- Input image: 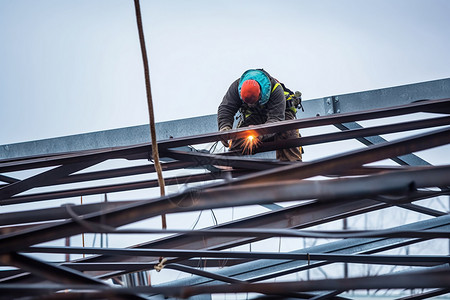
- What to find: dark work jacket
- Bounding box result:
[217,71,286,131]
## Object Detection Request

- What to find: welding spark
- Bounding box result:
[242,130,260,154]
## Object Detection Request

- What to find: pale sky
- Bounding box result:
[1,0,449,145]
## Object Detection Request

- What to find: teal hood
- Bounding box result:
[238,69,271,105]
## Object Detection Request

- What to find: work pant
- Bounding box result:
[229,109,302,162]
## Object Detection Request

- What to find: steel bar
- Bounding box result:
[2,173,446,283]
[0,159,104,200]
[253,293,350,300]
[0,167,432,223]
[172,269,450,298]
[169,269,450,297]
[1,164,448,255]
[0,185,442,298]
[25,246,450,266]
[0,286,344,300]
[177,259,246,268]
[64,259,247,270]
[309,290,344,300]
[0,268,448,298]
[165,264,245,284]
[0,199,387,282]
[0,97,448,298]
[19,225,450,239]
[52,160,197,186]
[86,199,391,279]
[0,201,138,226]
[234,127,450,185]
[335,122,431,166]
[2,78,449,161]
[1,166,429,209]
[0,175,19,184]
[1,193,437,284]
[0,254,146,300]
[162,149,289,170]
[395,288,450,299]
[0,158,273,207]
[0,284,149,299]
[372,196,446,217]
[0,171,228,206]
[162,215,450,287]
[56,262,166,272]
[1,98,448,173]
[255,115,450,156]
[0,168,446,288]
[0,252,105,285]
[0,143,151,173]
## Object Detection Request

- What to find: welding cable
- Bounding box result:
[133,0,167,229]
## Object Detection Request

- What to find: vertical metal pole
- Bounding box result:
[81,196,85,258]
[105,193,109,248]
[65,237,70,262]
[343,218,348,279]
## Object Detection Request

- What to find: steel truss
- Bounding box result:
[0,98,449,300]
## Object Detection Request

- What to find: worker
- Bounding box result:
[217,69,303,161]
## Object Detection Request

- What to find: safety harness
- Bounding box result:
[238,81,303,124]
[272,82,304,114]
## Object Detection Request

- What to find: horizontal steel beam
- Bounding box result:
[25,247,450,266]
[1,164,448,254]
[0,252,105,286]
[335,121,431,166]
[0,171,230,206]
[0,159,104,200]
[2,78,449,161]
[1,98,448,173]
[161,214,450,287]
[235,127,450,185]
[0,268,448,298]
[256,115,450,155]
[165,269,450,297]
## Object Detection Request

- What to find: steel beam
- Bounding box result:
[0,268,448,298]
[4,113,450,204]
[2,78,449,160]
[0,159,104,200]
[256,115,450,154]
[84,189,445,280]
[235,127,450,185]
[1,164,448,254]
[335,121,431,166]
[166,269,450,297]
[0,95,448,298]
[395,288,450,300]
[0,252,105,285]
[25,247,450,266]
[1,98,448,173]
[157,215,450,287]
[0,171,229,206]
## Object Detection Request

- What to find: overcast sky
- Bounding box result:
[1,0,449,145]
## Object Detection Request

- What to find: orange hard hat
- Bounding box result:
[240,79,260,105]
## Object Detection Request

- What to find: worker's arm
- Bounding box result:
[217,79,241,131]
[255,81,286,142]
[265,82,286,124]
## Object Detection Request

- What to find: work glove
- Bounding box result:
[219,126,232,148]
